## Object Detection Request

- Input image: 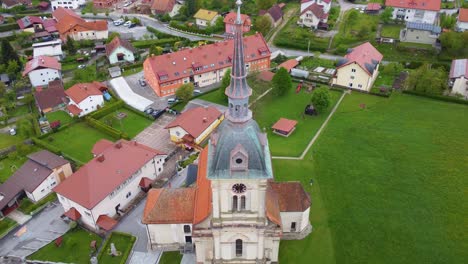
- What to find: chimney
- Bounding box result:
[115,142,122,149]
[97,154,105,162]
[133,140,138,146]
[203,117,207,123]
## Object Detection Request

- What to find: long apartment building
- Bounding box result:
[143,33,271,97]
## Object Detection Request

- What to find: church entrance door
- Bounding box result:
[185,236,192,243]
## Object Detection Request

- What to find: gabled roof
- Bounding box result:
[278,59,299,72]
[63,207,81,221]
[367,3,382,11]
[106,37,135,57]
[272,118,297,133]
[300,3,328,19]
[91,139,114,156]
[34,80,67,111]
[96,215,118,231]
[165,106,222,139]
[16,16,42,29]
[65,82,104,104]
[337,42,383,76]
[23,56,61,76]
[52,6,81,21]
[269,181,311,212]
[459,8,468,23]
[194,9,218,21]
[223,12,251,26]
[54,140,166,209]
[385,0,440,11]
[449,59,468,79]
[150,0,175,13]
[266,4,283,22]
[53,7,107,35]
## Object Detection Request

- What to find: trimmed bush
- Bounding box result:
[131,38,179,49]
[146,26,175,39]
[402,90,468,105]
[32,137,61,154]
[0,23,19,32]
[89,100,124,119]
[122,104,153,120]
[169,21,210,35]
[84,117,122,139]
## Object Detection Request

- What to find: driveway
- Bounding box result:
[184,99,228,113]
[107,22,149,40]
[124,72,170,110]
[133,113,178,155]
[0,203,69,258]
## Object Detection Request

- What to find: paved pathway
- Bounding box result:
[272,91,348,160]
[6,210,31,225]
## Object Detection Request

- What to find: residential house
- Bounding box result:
[53,7,108,41]
[93,0,118,8]
[1,0,31,9]
[278,59,299,73]
[33,39,64,61]
[37,1,50,10]
[0,150,72,217]
[23,56,62,87]
[300,0,331,14]
[194,9,219,28]
[385,0,441,24]
[456,8,468,32]
[261,4,284,27]
[17,16,44,33]
[143,33,271,97]
[366,3,382,14]
[297,3,329,29]
[106,37,136,64]
[55,140,166,231]
[400,22,441,45]
[165,106,224,147]
[150,0,176,15]
[65,81,105,117]
[449,58,468,99]
[333,42,383,91]
[224,12,251,34]
[51,0,86,10]
[34,80,67,113]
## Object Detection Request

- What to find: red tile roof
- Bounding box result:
[91,139,114,156]
[52,6,81,21]
[16,16,42,29]
[367,3,382,11]
[269,181,311,212]
[459,8,468,22]
[223,12,251,26]
[139,177,153,189]
[385,0,440,11]
[150,0,175,13]
[34,80,67,111]
[278,59,299,72]
[193,147,211,224]
[165,106,222,139]
[65,82,104,104]
[23,56,61,76]
[266,4,284,22]
[96,215,118,231]
[66,104,82,116]
[106,37,135,57]
[54,140,165,209]
[53,7,107,36]
[266,182,282,226]
[338,42,383,76]
[257,71,275,82]
[63,207,81,221]
[272,118,297,133]
[145,33,270,84]
[300,3,328,19]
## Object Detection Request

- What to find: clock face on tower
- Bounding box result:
[232,183,247,194]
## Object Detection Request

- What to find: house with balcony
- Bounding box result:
[300,0,331,14]
[400,22,441,45]
[386,0,440,24]
[55,140,167,231]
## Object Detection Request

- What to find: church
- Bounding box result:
[142,1,312,263]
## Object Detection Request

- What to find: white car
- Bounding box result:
[123,2,131,7]
[9,128,16,136]
[78,64,86,69]
[113,19,124,26]
[123,21,132,27]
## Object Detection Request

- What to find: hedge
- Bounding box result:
[402,90,468,105]
[32,137,61,154]
[121,62,143,71]
[122,104,153,120]
[84,117,123,139]
[169,21,210,35]
[14,13,52,19]
[146,26,175,39]
[0,23,19,32]
[60,151,85,167]
[97,232,136,264]
[131,38,180,49]
[89,100,124,119]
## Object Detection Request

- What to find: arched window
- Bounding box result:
[240,195,246,210]
[235,239,243,257]
[235,105,240,112]
[183,225,191,233]
[232,196,238,212]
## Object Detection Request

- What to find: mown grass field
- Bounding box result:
[275,92,468,263]
[98,108,152,138]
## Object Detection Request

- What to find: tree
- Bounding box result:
[149,45,163,56]
[219,69,231,102]
[186,0,197,16]
[272,67,292,96]
[0,39,19,65]
[254,15,272,36]
[16,118,34,138]
[404,64,447,95]
[175,83,194,102]
[310,87,331,113]
[257,0,276,11]
[6,60,19,79]
[382,62,404,76]
[63,35,77,55]
[106,32,121,44]
[380,7,394,24]
[0,82,6,98]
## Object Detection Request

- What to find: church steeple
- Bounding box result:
[225,0,252,123]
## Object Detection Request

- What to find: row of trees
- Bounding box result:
[404,64,447,95]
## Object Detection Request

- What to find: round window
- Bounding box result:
[235,158,243,164]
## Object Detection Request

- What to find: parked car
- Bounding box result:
[113,19,124,26]
[123,1,131,7]
[144,108,154,115]
[123,21,132,27]
[139,79,147,86]
[167,98,179,104]
[77,64,86,69]
[151,109,166,119]
[193,89,202,95]
[128,23,136,28]
[9,128,16,136]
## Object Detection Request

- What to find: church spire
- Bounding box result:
[225,0,252,123]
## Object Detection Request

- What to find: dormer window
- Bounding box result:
[230,144,248,172]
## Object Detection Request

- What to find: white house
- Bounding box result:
[0,150,72,217]
[449,59,468,99]
[333,42,383,91]
[53,7,108,41]
[456,8,468,32]
[55,140,167,231]
[106,37,136,64]
[300,0,331,14]
[22,56,62,88]
[64,82,105,117]
[33,39,64,61]
[298,2,329,29]
[50,0,86,10]
[194,9,219,28]
[386,0,440,24]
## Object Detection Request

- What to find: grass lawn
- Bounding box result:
[45,111,73,126]
[275,92,468,263]
[8,104,31,118]
[380,24,403,39]
[27,227,102,263]
[44,122,115,163]
[98,232,136,264]
[374,42,438,62]
[332,10,379,51]
[18,193,57,215]
[299,57,337,71]
[0,156,28,183]
[99,108,152,138]
[0,218,17,238]
[253,84,342,157]
[274,17,330,52]
[61,62,80,71]
[159,251,183,264]
[0,134,25,150]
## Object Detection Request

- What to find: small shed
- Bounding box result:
[272,118,298,137]
[291,68,309,79]
[0,73,10,85]
[108,66,122,78]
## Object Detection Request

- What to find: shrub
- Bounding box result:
[131,38,180,49]
[169,21,210,35]
[32,137,61,154]
[69,221,77,230]
[0,23,19,32]
[84,117,123,139]
[402,90,468,105]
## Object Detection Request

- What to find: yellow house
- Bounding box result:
[165,106,224,146]
[333,42,383,92]
[194,9,219,28]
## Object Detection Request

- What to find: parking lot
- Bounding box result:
[124,72,172,110]
[133,113,178,155]
[107,22,149,40]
